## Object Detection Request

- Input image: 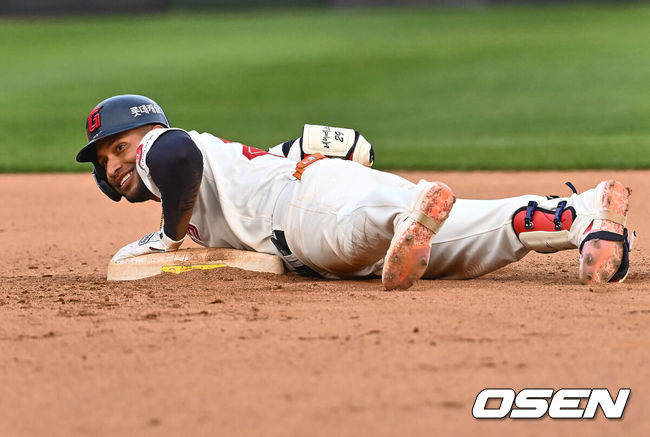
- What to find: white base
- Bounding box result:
[107,248,285,281]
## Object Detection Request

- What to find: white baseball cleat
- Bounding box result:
[579,180,631,284]
[382,182,455,291]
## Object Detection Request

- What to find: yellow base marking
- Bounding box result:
[162,263,227,274]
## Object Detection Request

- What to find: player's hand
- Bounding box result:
[111,230,184,262]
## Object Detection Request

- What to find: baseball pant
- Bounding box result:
[272,159,599,280]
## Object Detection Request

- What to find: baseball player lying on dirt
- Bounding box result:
[77,95,633,290]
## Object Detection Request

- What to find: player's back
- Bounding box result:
[186,130,296,252]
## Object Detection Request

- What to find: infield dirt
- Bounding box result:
[1,171,648,436]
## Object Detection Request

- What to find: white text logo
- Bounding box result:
[472,388,631,419]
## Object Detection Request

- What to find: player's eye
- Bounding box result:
[116,144,125,152]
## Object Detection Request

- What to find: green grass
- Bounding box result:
[1,5,649,171]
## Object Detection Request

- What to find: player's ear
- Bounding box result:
[133,124,163,141]
[143,124,165,135]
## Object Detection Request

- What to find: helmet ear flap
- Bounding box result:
[92,165,122,202]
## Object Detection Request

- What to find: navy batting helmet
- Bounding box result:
[76,94,170,201]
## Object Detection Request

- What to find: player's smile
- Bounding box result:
[116,168,135,193]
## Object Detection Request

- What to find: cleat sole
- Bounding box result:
[382,182,455,291]
[579,180,630,284]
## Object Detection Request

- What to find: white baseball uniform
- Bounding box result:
[135,127,605,280]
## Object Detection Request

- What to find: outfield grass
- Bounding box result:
[1,5,649,171]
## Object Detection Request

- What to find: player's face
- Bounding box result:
[95,126,157,203]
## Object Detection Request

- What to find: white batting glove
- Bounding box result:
[111,230,184,262]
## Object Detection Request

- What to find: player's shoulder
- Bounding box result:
[137,127,187,162]
[185,130,235,146]
[140,127,188,150]
[134,128,180,175]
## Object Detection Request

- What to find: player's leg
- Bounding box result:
[520,180,632,284]
[275,159,454,283]
[423,180,632,283]
[422,195,543,279]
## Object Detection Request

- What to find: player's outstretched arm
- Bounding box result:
[268,124,374,167]
[112,130,203,261]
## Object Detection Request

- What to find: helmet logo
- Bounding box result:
[87,106,102,133]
